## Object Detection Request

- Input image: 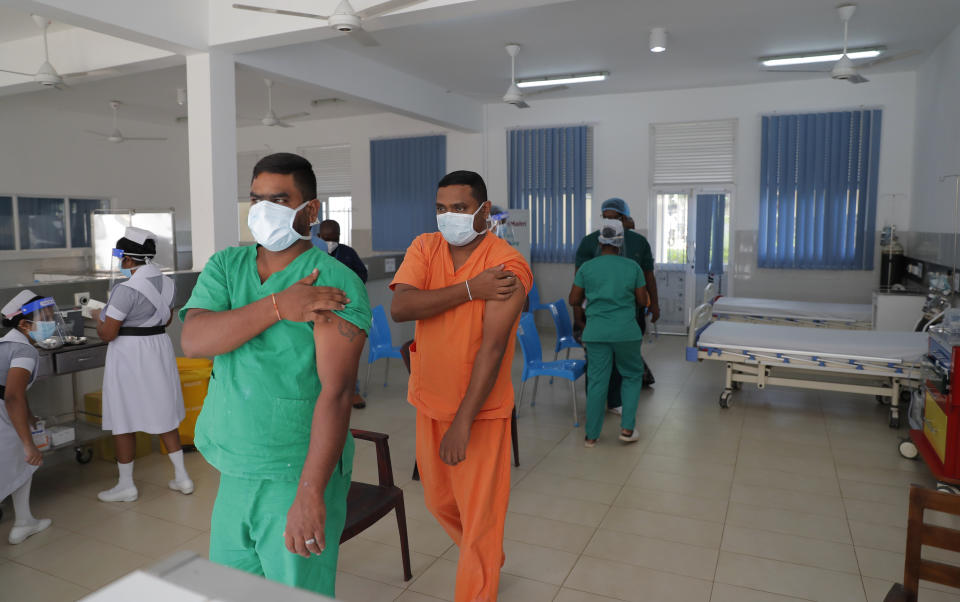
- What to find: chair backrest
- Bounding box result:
[370,305,394,350]
[528,281,543,309]
[516,312,543,364]
[900,484,960,599]
[549,301,575,339]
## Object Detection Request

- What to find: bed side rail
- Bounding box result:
[686,302,714,360]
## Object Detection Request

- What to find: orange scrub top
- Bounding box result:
[390,232,532,422]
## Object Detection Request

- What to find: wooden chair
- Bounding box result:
[885,484,960,601]
[400,340,520,482]
[341,429,412,582]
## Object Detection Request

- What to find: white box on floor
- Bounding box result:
[48,425,75,447]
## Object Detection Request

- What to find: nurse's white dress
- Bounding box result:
[101,264,185,435]
[0,328,40,501]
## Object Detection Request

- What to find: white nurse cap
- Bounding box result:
[2,289,38,319]
[124,227,156,245]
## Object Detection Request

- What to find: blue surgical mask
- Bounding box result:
[437,204,486,247]
[248,201,312,252]
[120,267,133,278]
[30,321,57,342]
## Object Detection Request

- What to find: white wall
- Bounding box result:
[912,23,960,234]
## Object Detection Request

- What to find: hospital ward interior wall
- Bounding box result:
[0,96,190,287]
[908,22,960,267]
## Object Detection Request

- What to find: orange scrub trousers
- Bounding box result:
[391,232,532,602]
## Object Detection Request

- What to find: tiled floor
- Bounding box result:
[4,334,960,601]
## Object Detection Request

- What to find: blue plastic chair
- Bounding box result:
[527,282,552,313]
[516,312,586,426]
[365,305,404,395]
[548,300,583,361]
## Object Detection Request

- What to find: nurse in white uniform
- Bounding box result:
[1,290,53,545]
[93,227,193,502]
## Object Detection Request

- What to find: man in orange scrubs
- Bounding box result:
[391,170,531,602]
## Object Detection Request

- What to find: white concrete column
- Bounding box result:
[187,50,238,270]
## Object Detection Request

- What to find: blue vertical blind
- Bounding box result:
[371,135,446,251]
[758,110,882,270]
[508,126,589,263]
[695,194,726,274]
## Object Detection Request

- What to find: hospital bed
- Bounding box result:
[686,302,927,428]
[702,282,873,330]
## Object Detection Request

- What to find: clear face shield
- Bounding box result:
[20,297,66,350]
[109,248,155,294]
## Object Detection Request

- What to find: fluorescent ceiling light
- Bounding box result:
[516,72,608,88]
[649,27,667,53]
[761,47,884,67]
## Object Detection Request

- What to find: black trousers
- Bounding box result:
[583,309,653,409]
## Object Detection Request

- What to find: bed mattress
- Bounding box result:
[699,321,928,363]
[712,297,873,323]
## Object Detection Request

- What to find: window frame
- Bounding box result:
[0,193,112,259]
[649,184,735,271]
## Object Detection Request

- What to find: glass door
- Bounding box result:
[653,191,695,334]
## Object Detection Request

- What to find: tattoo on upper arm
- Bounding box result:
[337,319,362,342]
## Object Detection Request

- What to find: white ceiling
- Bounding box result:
[0,7,71,41]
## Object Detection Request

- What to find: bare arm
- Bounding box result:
[438,287,527,465]
[4,367,41,466]
[391,266,521,323]
[569,285,586,332]
[284,313,366,558]
[644,270,660,322]
[636,287,650,309]
[181,269,347,357]
[96,315,122,343]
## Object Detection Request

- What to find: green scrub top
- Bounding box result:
[575,230,654,273]
[179,245,371,482]
[574,254,646,343]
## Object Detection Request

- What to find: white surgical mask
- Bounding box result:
[248,201,312,252]
[437,203,486,247]
[325,241,339,254]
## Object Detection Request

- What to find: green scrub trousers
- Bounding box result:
[584,340,644,440]
[209,443,353,597]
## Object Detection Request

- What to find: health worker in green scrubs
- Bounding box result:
[180,153,371,597]
[570,218,649,447]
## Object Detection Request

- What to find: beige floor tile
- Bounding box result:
[739,425,831,448]
[513,470,623,504]
[730,483,846,518]
[633,453,736,481]
[532,454,636,485]
[644,440,740,465]
[721,525,860,574]
[839,480,910,508]
[725,503,851,544]
[77,510,203,559]
[836,464,932,488]
[170,532,210,558]
[501,539,579,585]
[734,466,841,497]
[503,512,596,554]
[855,546,903,582]
[132,489,215,532]
[497,572,560,602]
[710,583,819,602]
[358,514,453,558]
[738,437,835,462]
[554,588,625,602]
[715,552,866,602]
[14,532,151,590]
[0,559,90,601]
[626,468,732,501]
[334,571,405,602]
[27,492,129,533]
[614,485,727,523]
[0,525,72,559]
[843,499,908,529]
[408,557,456,600]
[508,490,610,527]
[848,520,906,553]
[394,592,449,602]
[339,537,437,588]
[832,447,930,474]
[735,453,837,480]
[583,528,719,580]
[861,577,960,602]
[564,555,713,602]
[601,506,724,548]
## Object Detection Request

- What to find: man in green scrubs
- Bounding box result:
[570,218,649,446]
[180,153,371,597]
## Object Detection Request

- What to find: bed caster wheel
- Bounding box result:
[936,482,960,495]
[75,447,92,464]
[731,382,742,391]
[719,391,732,409]
[876,395,890,406]
[888,415,900,429]
[899,440,919,460]
[900,390,913,404]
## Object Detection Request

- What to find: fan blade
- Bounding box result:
[232,4,329,20]
[278,112,310,121]
[524,85,569,97]
[357,0,427,19]
[846,73,869,84]
[861,49,922,69]
[62,68,120,79]
[514,100,530,109]
[0,68,35,77]
[123,137,168,141]
[763,69,831,73]
[274,121,294,128]
[348,28,380,47]
[84,130,110,137]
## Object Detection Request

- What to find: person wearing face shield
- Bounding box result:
[0,290,54,545]
[390,171,532,602]
[569,220,649,447]
[91,227,194,503]
[574,198,658,412]
[179,153,371,597]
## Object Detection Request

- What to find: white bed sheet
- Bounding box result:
[712,297,873,323]
[699,321,928,363]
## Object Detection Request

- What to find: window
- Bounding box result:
[370,135,446,252]
[325,196,353,246]
[508,126,592,263]
[758,110,881,270]
[0,197,13,250]
[300,145,353,246]
[0,196,110,252]
[654,193,689,264]
[653,120,737,185]
[18,197,66,249]
[70,198,109,248]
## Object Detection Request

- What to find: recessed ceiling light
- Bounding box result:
[761,47,884,67]
[649,27,667,53]
[516,72,608,88]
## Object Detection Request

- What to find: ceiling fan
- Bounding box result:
[85,101,167,143]
[232,0,429,47]
[0,15,112,89]
[502,44,568,109]
[248,78,310,127]
[763,3,920,84]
